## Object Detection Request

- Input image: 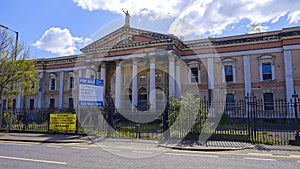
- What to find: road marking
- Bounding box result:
[297,161,300,163]
[16,144,33,147]
[71,147,89,150]
[0,155,66,165]
[0,142,33,147]
[247,153,273,156]
[103,149,121,152]
[289,155,300,158]
[244,157,276,161]
[132,151,153,154]
[46,145,62,148]
[164,153,218,158]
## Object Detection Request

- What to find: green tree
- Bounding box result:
[168,94,208,140]
[0,28,39,108]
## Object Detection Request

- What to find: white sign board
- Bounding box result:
[78,77,104,106]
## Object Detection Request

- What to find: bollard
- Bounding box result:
[136,124,140,139]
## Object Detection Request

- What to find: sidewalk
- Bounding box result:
[0,132,89,143]
[1,132,300,152]
[87,136,255,151]
[159,140,255,151]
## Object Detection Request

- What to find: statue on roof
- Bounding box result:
[122,9,130,27]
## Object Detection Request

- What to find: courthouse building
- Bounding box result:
[2,16,300,114]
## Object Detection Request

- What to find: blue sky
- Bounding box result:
[1,0,300,58]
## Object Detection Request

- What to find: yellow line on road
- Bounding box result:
[169,149,300,159]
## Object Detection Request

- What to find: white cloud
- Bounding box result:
[288,10,300,24]
[33,27,91,56]
[73,0,300,37]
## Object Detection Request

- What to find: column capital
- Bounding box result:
[84,59,92,67]
[168,55,175,62]
[176,59,182,65]
[100,61,106,68]
[149,57,156,63]
[132,58,138,65]
[115,59,122,66]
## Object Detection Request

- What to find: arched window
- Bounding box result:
[68,72,75,90]
[49,73,56,91]
[263,92,274,110]
[258,55,275,81]
[139,74,147,83]
[188,61,201,84]
[221,58,236,83]
[49,98,55,108]
[155,71,162,83]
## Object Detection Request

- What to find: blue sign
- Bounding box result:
[79,77,104,106]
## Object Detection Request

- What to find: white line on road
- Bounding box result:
[0,142,33,147]
[15,144,33,147]
[244,157,276,161]
[0,155,67,165]
[103,149,121,152]
[297,161,300,163]
[132,151,153,154]
[164,153,218,158]
[71,147,89,150]
[46,145,62,148]
[0,143,32,146]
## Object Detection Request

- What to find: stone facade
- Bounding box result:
[2,24,300,114]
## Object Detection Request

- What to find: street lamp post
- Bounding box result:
[0,24,19,60]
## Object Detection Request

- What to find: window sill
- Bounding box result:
[224,81,236,84]
[189,82,201,85]
[259,79,276,82]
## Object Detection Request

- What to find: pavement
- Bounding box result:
[0,132,89,143]
[1,132,300,152]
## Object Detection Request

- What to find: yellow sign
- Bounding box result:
[49,114,76,131]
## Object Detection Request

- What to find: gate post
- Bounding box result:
[163,96,170,140]
[0,103,2,130]
[245,93,251,141]
[8,108,12,132]
[246,93,257,143]
[292,91,299,144]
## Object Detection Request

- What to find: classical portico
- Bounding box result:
[102,52,181,112]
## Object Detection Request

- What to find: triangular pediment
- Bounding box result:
[80,26,179,53]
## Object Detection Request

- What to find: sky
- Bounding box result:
[0,0,300,59]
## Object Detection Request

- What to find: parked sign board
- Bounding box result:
[49,114,76,131]
[78,77,104,106]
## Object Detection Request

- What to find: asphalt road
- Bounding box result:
[0,141,299,169]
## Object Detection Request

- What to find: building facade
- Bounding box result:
[2,19,300,115]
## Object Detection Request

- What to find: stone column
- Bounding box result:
[96,71,100,79]
[149,57,156,111]
[100,62,106,104]
[37,71,45,109]
[169,56,175,96]
[175,60,181,100]
[115,60,122,110]
[207,58,214,102]
[283,50,294,101]
[132,59,138,110]
[86,68,91,78]
[283,49,295,116]
[243,55,252,117]
[58,71,64,109]
[243,55,252,96]
[79,69,83,78]
[16,85,23,109]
